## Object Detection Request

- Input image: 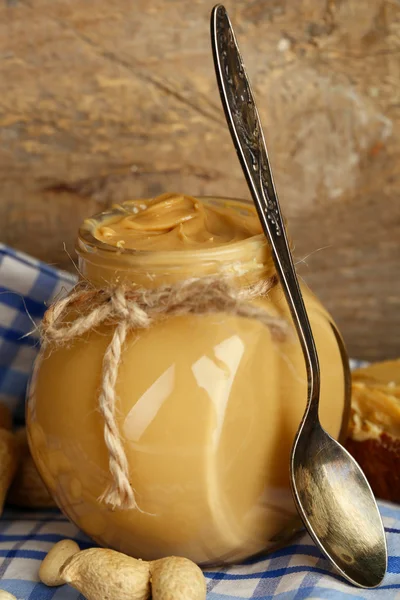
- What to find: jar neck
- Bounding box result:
[76,236,275,289]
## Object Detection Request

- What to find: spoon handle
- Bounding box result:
[211,4,320,414]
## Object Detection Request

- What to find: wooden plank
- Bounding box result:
[0,0,399,359]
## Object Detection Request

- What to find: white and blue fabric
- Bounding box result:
[0,245,75,423]
[0,243,399,600]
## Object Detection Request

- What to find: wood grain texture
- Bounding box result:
[0,0,399,360]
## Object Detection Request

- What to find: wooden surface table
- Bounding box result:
[0,0,399,360]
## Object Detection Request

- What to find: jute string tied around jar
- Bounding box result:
[39,275,289,511]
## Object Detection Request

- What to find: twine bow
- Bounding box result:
[39,276,288,510]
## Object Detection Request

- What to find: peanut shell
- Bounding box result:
[39,539,80,586]
[0,429,18,516]
[7,428,56,508]
[61,548,151,600]
[150,556,206,600]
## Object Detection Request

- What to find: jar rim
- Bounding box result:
[77,196,268,267]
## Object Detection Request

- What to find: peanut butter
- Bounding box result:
[92,193,262,251]
[345,361,400,504]
[27,195,349,566]
[350,360,400,442]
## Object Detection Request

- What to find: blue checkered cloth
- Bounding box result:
[0,244,75,424]
[0,505,399,599]
[0,244,399,599]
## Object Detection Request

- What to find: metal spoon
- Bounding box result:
[211,4,387,588]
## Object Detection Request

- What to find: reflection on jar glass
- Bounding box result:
[27,195,350,566]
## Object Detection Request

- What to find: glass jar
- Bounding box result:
[27,197,350,566]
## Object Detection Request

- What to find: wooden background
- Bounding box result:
[0,0,399,360]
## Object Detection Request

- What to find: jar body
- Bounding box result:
[27,284,348,566]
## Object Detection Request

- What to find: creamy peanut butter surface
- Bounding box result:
[350,360,400,441]
[94,193,262,251]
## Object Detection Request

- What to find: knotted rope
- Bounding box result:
[39,276,288,511]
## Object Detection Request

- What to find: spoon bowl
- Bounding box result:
[292,415,387,587]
